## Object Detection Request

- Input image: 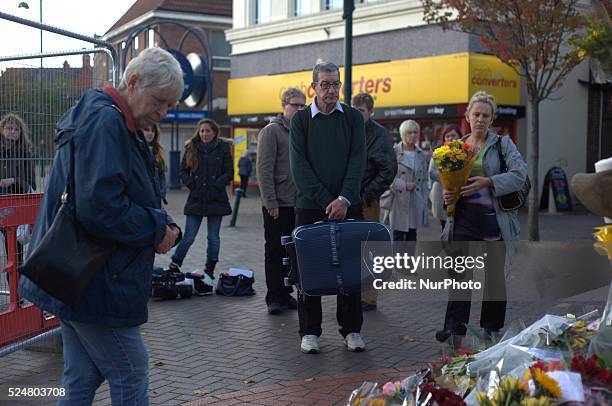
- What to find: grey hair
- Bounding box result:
[399,119,420,137]
[281,87,306,106]
[312,61,339,83]
[118,47,184,102]
[467,90,497,119]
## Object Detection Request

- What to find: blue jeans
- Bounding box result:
[171,215,222,266]
[58,320,148,406]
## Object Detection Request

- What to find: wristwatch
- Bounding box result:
[337,196,350,206]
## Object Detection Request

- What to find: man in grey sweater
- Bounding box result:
[257,87,306,315]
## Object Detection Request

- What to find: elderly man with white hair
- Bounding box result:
[19,47,184,405]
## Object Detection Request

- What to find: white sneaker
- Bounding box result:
[344,333,366,352]
[300,335,320,354]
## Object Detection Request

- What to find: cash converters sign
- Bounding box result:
[228,52,520,116]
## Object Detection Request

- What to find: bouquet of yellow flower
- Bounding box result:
[432,140,479,215]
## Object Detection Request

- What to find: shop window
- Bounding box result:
[212,56,231,70]
[295,0,313,16]
[328,0,379,9]
[325,0,342,9]
[210,30,231,58]
[255,0,272,23]
[134,36,139,50]
[147,29,155,48]
[210,30,231,70]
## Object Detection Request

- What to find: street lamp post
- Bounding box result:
[18,1,43,177]
[343,0,354,105]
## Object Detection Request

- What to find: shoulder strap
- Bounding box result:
[340,103,355,128]
[58,103,123,207]
[497,136,507,173]
[60,138,76,207]
[299,107,310,140]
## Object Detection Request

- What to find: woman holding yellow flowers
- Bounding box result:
[429,124,462,230]
[434,91,528,345]
[381,120,429,241]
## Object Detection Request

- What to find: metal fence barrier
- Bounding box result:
[0,12,116,355]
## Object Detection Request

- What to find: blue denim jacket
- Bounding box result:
[19,89,173,327]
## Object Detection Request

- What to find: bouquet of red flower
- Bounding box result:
[570,354,612,387]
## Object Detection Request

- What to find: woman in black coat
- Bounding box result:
[169,119,233,278]
[0,113,36,195]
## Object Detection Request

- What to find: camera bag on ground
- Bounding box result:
[151,267,213,299]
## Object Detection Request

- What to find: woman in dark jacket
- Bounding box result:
[0,113,36,194]
[142,124,168,204]
[169,118,233,278]
[19,47,184,404]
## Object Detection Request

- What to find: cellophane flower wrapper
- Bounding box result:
[432,140,479,215]
[466,315,571,378]
[437,160,477,216]
[347,381,387,405]
[582,386,612,405]
[544,370,585,402]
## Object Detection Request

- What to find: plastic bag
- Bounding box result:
[16,224,31,245]
[466,315,571,377]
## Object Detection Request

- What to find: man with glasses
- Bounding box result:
[257,87,306,315]
[351,92,397,312]
[289,61,366,354]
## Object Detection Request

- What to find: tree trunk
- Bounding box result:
[527,93,540,241]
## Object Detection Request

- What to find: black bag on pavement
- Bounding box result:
[282,220,391,296]
[496,136,531,212]
[19,137,115,308]
[215,273,255,296]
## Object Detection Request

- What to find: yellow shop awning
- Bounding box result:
[228,52,520,116]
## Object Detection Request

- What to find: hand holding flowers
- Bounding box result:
[433,140,480,214]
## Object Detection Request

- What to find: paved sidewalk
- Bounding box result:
[0,187,608,405]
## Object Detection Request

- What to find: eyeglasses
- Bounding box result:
[288,103,306,109]
[316,81,342,90]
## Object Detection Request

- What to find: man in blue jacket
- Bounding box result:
[289,61,366,354]
[19,47,183,405]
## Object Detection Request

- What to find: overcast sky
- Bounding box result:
[0,0,137,68]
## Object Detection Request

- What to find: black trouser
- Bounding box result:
[442,233,507,335]
[263,206,295,305]
[239,176,249,196]
[393,229,417,241]
[295,205,364,338]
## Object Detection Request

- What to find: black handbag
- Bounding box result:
[215,273,255,296]
[496,136,531,211]
[19,138,115,308]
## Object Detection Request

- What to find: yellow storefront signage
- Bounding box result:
[232,128,248,183]
[228,52,520,116]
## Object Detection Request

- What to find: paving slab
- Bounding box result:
[0,187,607,405]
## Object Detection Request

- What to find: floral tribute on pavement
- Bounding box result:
[348,227,612,406]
